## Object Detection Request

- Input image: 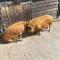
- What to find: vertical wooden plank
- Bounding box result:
[12,5,19,22]
[21,3,26,21]
[25,2,32,21]
[0,4,2,26]
[5,5,13,25]
[7,4,16,23]
[15,4,20,22]
[18,4,23,21]
[20,3,25,21]
[13,5,18,21]
[15,4,21,21]
[21,4,25,20]
[1,4,10,27]
[11,5,16,22]
[20,2,32,21]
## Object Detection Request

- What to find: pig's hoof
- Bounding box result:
[18,39,22,41]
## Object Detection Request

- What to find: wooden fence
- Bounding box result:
[0,2,32,27]
[0,0,58,27]
[31,0,58,18]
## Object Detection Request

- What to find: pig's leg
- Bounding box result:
[18,35,22,41]
[39,29,43,35]
[18,32,22,41]
[19,36,22,41]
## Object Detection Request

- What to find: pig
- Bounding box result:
[2,21,26,43]
[26,15,54,35]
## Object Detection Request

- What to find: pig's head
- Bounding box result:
[26,22,35,33]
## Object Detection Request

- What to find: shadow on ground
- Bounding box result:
[22,32,40,38]
[0,32,39,44]
[0,30,49,44]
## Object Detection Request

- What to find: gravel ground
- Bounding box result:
[0,21,60,60]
